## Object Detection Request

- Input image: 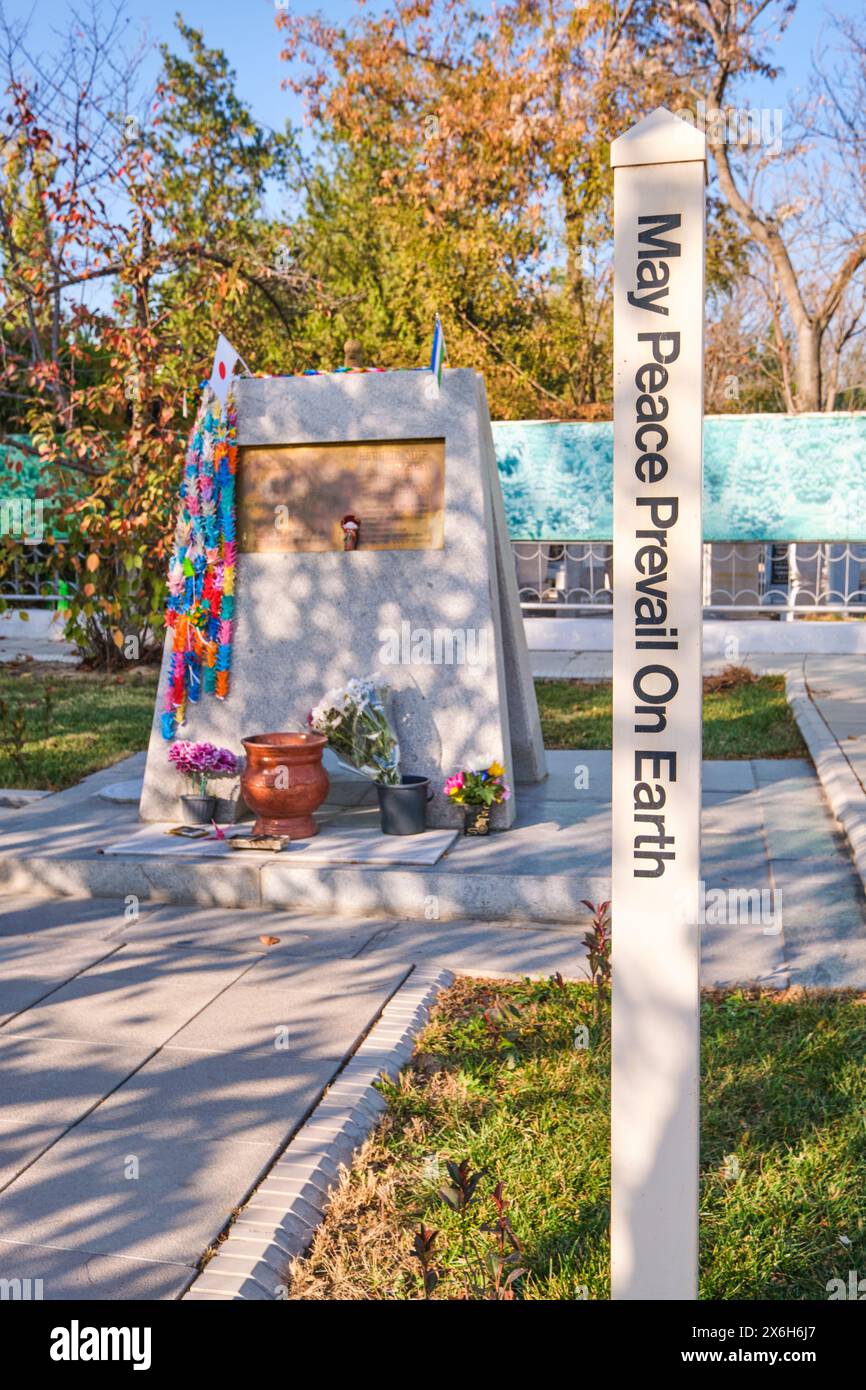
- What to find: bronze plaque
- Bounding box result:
[237,438,445,552]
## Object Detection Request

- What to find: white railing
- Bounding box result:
[514,541,866,618]
[5,540,866,618]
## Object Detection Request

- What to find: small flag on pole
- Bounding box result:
[209,334,241,407]
[430,315,446,388]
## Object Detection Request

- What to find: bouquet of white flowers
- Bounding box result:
[307,674,401,785]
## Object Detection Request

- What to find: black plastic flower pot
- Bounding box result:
[376,775,432,836]
[180,794,216,825]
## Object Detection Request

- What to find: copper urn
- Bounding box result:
[240,732,329,838]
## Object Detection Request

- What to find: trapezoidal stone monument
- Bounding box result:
[139,367,546,828]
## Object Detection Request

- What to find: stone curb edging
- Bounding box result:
[182,964,454,1301]
[786,670,866,889]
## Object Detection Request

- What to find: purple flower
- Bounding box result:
[168,740,238,783]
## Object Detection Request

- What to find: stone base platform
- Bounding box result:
[0,752,607,925]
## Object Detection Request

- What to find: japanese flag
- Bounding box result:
[209,334,240,407]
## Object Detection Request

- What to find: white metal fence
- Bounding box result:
[4,541,866,618]
[514,541,866,618]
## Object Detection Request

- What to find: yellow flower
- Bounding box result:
[488,760,504,777]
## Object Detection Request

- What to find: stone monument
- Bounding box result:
[139,367,546,828]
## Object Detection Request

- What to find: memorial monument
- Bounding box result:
[139,366,546,828]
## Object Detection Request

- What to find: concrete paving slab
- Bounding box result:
[0,1127,279,1265]
[519,749,612,799]
[756,780,846,861]
[703,858,773,894]
[290,824,458,866]
[0,894,156,945]
[107,904,385,957]
[0,937,123,1025]
[702,761,757,792]
[166,956,408,1057]
[0,1240,191,1300]
[64,1042,347,1150]
[752,757,813,784]
[1,942,259,1047]
[356,913,789,989]
[770,853,866,987]
[771,855,865,915]
[441,813,610,875]
[702,799,765,845]
[0,1035,149,1189]
[701,836,770,871]
[355,919,593,980]
[700,920,788,990]
[0,957,411,1268]
[837,735,866,793]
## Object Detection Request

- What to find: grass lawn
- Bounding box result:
[536,672,807,759]
[0,665,158,790]
[0,664,804,790]
[285,976,866,1301]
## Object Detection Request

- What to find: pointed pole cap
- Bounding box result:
[610,106,707,169]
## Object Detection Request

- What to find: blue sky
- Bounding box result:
[6,0,864,143]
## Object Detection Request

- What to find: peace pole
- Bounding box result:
[610,108,706,1300]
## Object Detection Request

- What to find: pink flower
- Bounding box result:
[168,740,237,779]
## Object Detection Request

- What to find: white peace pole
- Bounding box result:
[610,108,706,1300]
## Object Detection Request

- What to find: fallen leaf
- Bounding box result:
[258,935,280,947]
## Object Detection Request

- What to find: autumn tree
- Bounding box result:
[0,7,318,662]
[684,1,866,411]
[278,0,752,416]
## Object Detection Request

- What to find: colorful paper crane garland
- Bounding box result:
[160,386,237,740]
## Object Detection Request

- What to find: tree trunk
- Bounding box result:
[795,320,822,413]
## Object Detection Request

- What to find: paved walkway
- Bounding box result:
[0,896,414,1298]
[1,650,865,1298]
[0,633,78,665]
[1,740,864,1299]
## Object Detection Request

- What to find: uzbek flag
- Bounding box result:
[430,315,446,387]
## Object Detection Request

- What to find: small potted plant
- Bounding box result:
[444,761,510,835]
[168,740,239,825]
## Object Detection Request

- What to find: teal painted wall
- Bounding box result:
[5,414,866,543]
[491,413,866,542]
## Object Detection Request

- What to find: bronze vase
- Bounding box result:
[240,732,329,838]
